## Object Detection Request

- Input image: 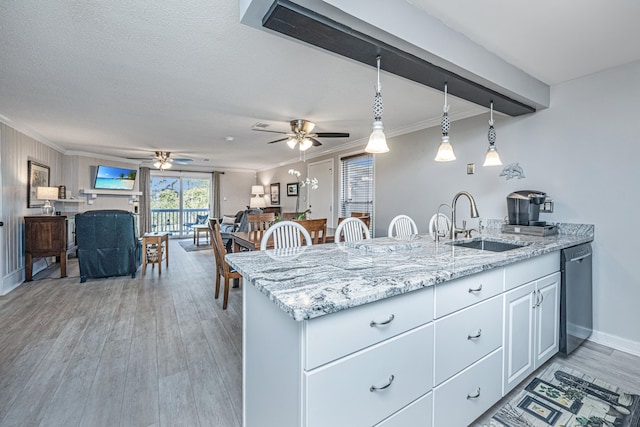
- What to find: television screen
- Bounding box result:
[94,165,137,190]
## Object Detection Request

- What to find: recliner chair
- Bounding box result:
[75,210,141,282]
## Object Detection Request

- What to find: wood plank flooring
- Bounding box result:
[0,242,242,427]
[1,242,639,426]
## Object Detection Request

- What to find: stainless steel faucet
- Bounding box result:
[451,191,480,239]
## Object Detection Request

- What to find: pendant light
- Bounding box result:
[483,101,503,167]
[435,83,456,161]
[365,55,389,153]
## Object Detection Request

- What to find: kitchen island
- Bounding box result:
[226,221,594,427]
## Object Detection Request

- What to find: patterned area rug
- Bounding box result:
[178,239,212,252]
[485,363,639,426]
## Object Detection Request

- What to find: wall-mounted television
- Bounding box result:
[94,165,137,190]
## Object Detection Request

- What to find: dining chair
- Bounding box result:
[260,221,312,250]
[247,212,275,232]
[294,218,327,245]
[335,217,371,242]
[341,215,370,230]
[388,214,419,238]
[428,213,452,241]
[210,218,242,309]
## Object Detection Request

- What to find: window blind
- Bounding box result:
[339,153,374,228]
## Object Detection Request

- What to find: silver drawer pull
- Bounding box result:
[467,329,482,340]
[467,388,481,399]
[468,284,483,293]
[370,375,395,392]
[370,314,395,327]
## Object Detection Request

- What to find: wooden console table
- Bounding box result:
[25,215,76,281]
[142,232,169,275]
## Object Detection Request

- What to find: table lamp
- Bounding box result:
[37,186,59,215]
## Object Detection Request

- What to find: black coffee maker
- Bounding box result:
[506,191,547,226]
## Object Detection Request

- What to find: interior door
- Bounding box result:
[307,160,334,227]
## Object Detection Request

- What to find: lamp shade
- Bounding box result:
[36,186,60,200]
[365,120,389,153]
[251,185,265,196]
[483,146,502,166]
[434,136,456,162]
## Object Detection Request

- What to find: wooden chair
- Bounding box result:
[388,214,419,237]
[209,218,242,309]
[280,212,299,221]
[335,217,371,242]
[260,221,312,250]
[247,213,275,232]
[294,218,328,245]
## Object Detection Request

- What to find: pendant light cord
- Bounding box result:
[489,101,494,126]
[375,55,381,93]
[443,83,450,113]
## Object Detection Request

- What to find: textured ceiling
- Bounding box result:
[0,1,637,171]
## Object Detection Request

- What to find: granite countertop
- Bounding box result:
[225,221,594,321]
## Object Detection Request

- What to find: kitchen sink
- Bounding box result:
[445,238,530,252]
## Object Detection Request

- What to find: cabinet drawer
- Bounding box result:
[375,392,432,427]
[435,268,503,318]
[434,296,503,385]
[304,287,433,369]
[433,349,503,427]
[305,324,433,427]
[504,251,559,290]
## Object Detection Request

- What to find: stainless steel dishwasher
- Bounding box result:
[560,242,593,355]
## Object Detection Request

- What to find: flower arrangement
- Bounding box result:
[288,169,318,218]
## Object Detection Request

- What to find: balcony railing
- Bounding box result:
[151,208,210,235]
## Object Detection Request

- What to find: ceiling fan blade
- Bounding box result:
[172,158,193,164]
[252,128,288,135]
[267,137,289,144]
[315,132,350,138]
[310,138,323,147]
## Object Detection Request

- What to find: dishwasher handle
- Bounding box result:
[569,253,592,263]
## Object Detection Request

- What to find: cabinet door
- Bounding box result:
[503,282,536,394]
[535,272,560,367]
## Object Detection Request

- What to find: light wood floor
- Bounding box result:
[1,242,639,427]
[0,241,242,427]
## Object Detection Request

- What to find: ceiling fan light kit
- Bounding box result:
[365,55,389,154]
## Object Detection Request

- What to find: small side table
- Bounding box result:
[191,224,210,246]
[142,232,169,275]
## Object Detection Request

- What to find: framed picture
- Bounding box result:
[270,183,280,205]
[525,377,583,414]
[287,182,298,197]
[517,395,562,425]
[27,160,50,208]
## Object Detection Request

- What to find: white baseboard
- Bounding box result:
[589,330,640,357]
[1,269,25,295]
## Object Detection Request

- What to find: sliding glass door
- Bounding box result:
[149,172,211,238]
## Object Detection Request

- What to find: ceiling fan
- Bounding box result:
[253,119,350,151]
[152,151,194,170]
[130,151,194,170]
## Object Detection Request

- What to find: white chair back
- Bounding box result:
[335,217,371,242]
[260,221,313,250]
[428,213,452,240]
[388,214,419,237]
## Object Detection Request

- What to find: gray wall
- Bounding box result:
[375,60,640,353]
[0,123,64,294]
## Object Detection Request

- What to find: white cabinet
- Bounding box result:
[244,284,434,427]
[504,271,560,393]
